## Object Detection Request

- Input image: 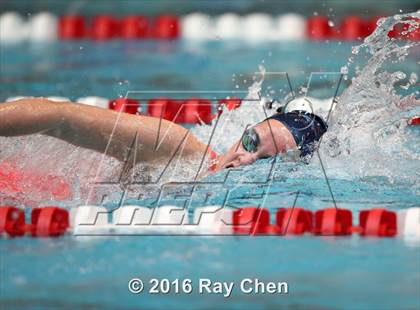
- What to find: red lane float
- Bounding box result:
[169,100,185,122]
[147,98,186,122]
[162,99,184,122]
[147,98,214,124]
[388,17,420,40]
[313,208,353,236]
[232,207,270,235]
[120,15,149,39]
[59,15,86,39]
[409,116,420,125]
[307,16,331,40]
[147,98,173,119]
[218,98,242,114]
[340,16,368,40]
[359,209,397,237]
[407,19,420,40]
[276,208,313,235]
[154,15,180,39]
[29,207,69,237]
[109,98,140,114]
[0,206,69,237]
[90,15,119,40]
[0,206,25,237]
[183,98,213,124]
[366,16,382,36]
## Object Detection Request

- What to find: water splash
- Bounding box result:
[320,11,420,187]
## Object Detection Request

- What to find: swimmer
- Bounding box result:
[0,98,327,173]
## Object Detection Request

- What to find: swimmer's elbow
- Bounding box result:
[184,133,207,157]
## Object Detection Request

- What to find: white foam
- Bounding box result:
[319,12,420,184]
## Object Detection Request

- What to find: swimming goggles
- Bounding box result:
[241,127,260,153]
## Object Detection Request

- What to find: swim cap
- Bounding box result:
[266,110,328,157]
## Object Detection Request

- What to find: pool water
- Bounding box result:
[1,17,420,310]
[0,39,355,99]
[2,236,419,309]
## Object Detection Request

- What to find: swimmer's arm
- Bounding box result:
[0,98,63,136]
[0,98,207,162]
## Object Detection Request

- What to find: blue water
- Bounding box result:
[0,40,359,100]
[1,40,419,309]
[2,236,419,309]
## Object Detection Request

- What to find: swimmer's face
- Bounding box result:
[216,120,297,170]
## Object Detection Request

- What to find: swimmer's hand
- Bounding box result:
[195,152,246,179]
[213,151,256,171]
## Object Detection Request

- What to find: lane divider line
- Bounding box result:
[1,205,418,238]
[5,96,419,127]
[1,12,418,44]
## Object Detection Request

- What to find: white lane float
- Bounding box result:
[150,205,190,233]
[71,205,194,235]
[397,208,420,239]
[113,205,153,225]
[181,13,214,40]
[1,205,419,239]
[6,96,70,102]
[6,96,69,103]
[0,12,28,44]
[193,206,234,234]
[242,13,274,41]
[69,205,235,235]
[214,13,241,40]
[71,205,109,236]
[6,96,32,102]
[1,12,418,43]
[47,96,70,102]
[76,96,109,109]
[274,14,306,40]
[28,12,58,42]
